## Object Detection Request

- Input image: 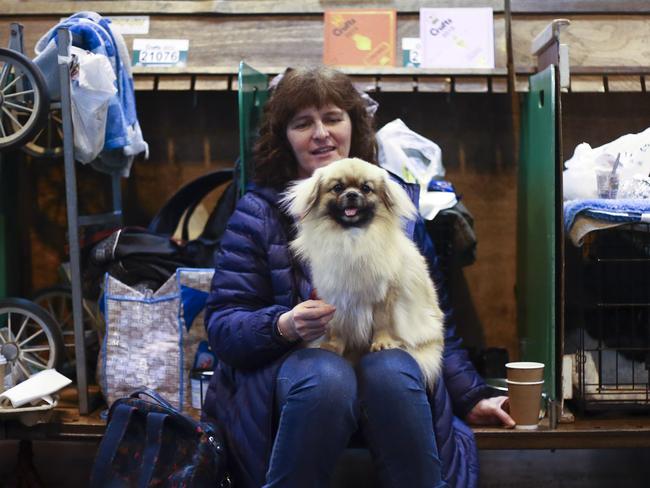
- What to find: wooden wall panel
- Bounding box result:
[0,0,506,15]
[1,14,508,72]
[512,15,650,71]
[371,92,518,357]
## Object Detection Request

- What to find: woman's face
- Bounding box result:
[286,104,352,178]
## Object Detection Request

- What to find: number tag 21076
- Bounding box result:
[132,39,189,67]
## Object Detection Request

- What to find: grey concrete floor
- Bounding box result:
[1,440,649,487]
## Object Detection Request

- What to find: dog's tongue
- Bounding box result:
[344,207,358,217]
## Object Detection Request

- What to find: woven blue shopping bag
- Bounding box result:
[99,268,214,411]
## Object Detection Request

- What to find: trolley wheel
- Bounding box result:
[0,48,50,152]
[32,285,102,378]
[0,298,65,384]
[21,105,63,158]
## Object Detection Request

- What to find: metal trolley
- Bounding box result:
[1,23,122,414]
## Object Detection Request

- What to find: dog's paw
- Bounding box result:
[370,339,405,352]
[320,340,345,356]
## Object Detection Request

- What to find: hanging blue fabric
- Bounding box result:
[34,11,148,175]
[180,285,209,332]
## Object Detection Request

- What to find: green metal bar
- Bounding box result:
[237,61,269,196]
[517,65,557,400]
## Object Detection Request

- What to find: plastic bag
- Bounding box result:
[563,127,650,201]
[69,46,117,164]
[377,119,444,186]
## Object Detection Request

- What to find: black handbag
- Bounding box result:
[84,168,237,297]
[90,388,229,487]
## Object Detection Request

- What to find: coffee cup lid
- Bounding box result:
[505,361,544,369]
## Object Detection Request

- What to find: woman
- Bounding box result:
[203,66,514,488]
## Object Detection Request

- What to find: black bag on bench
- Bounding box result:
[90,388,229,487]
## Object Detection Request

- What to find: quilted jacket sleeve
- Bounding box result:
[414,218,492,418]
[204,193,296,370]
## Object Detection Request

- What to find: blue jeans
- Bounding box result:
[264,348,446,488]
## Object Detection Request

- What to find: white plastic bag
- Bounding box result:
[376,119,444,186]
[563,127,650,200]
[70,47,117,164]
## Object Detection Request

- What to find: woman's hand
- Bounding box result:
[277,300,336,342]
[465,396,515,428]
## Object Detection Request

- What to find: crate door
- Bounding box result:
[517,65,557,399]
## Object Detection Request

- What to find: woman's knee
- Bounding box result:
[357,349,426,394]
[278,348,357,407]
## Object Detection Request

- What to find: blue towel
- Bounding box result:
[564,198,650,232]
[36,11,147,175]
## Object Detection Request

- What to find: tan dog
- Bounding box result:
[282,158,445,388]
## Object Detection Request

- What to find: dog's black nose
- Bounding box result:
[343,191,361,204]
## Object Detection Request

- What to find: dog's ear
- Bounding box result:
[280,173,322,220]
[380,173,418,220]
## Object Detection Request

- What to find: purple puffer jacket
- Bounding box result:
[203,180,492,488]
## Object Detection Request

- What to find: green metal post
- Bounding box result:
[517,65,557,399]
[237,62,269,196]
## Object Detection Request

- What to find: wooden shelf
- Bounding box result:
[132,67,510,93]
[513,67,650,93]
[132,66,508,77]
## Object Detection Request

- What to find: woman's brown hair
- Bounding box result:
[253,66,377,189]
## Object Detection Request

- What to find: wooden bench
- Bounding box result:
[3,387,650,451]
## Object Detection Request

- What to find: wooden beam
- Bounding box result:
[416,76,452,93]
[0,1,507,16]
[133,75,156,91]
[350,76,377,93]
[454,76,489,93]
[157,75,193,90]
[570,75,605,92]
[515,74,530,92]
[491,76,509,93]
[512,0,650,14]
[606,75,643,92]
[377,76,414,92]
[194,75,230,91]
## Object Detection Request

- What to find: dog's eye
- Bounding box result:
[332,183,344,194]
[360,184,372,194]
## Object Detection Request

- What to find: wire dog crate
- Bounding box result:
[573,223,650,411]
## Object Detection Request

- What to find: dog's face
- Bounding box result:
[322,163,382,228]
[283,158,416,228]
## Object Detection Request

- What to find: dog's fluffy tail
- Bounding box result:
[407,340,444,390]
